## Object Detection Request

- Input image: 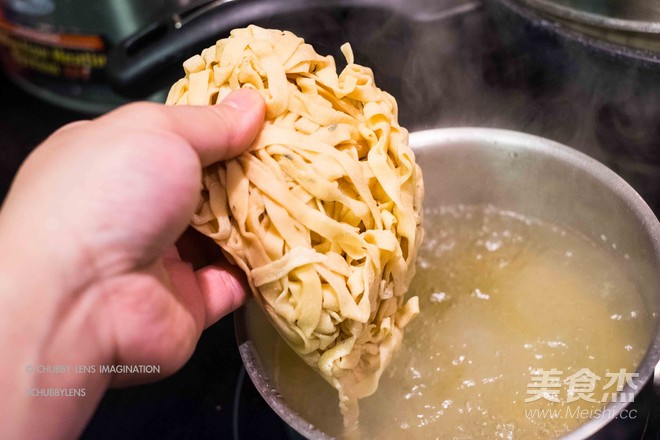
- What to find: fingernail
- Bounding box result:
[222,89,260,111]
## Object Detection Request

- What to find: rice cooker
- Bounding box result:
[0,0,420,114]
[0,0,230,113]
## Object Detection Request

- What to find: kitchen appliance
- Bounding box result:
[0,0,214,113]
[0,0,461,113]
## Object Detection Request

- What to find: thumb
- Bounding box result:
[102,88,266,166]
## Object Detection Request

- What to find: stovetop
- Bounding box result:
[1,1,660,439]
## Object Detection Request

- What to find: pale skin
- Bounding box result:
[0,89,266,439]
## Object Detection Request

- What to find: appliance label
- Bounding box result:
[0,10,107,81]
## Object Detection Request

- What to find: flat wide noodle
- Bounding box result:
[166,25,424,435]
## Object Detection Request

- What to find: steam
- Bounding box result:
[378,0,660,214]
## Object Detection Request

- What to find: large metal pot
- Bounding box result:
[235,128,660,439]
[512,0,660,50]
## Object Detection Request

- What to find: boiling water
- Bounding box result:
[248,204,651,439]
[358,205,650,439]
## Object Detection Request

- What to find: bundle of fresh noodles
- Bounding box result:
[166,25,424,432]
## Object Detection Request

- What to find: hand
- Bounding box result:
[0,89,265,439]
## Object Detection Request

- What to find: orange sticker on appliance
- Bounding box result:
[0,10,107,81]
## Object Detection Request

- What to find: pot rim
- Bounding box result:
[488,0,660,69]
[515,0,660,34]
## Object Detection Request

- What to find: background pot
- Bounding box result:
[485,0,660,237]
[0,0,208,113]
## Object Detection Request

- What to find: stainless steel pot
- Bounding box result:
[235,128,660,439]
[516,0,660,35]
[510,0,660,57]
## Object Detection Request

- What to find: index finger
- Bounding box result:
[103,89,266,166]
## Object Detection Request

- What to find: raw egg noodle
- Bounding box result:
[166,25,424,430]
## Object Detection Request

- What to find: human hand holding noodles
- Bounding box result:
[0,90,265,439]
[167,26,424,432]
